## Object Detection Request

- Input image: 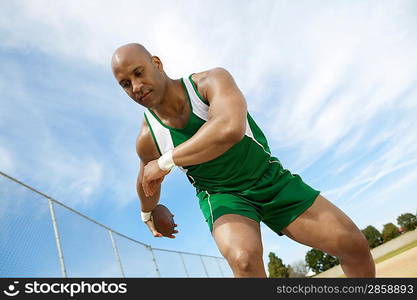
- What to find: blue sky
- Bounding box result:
[1,0,417,273]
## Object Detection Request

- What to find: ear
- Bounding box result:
[151,56,164,72]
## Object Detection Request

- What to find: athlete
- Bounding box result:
[111,43,375,277]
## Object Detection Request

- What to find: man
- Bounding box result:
[111,43,375,278]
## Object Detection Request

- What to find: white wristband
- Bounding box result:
[141,211,152,222]
[157,150,176,171]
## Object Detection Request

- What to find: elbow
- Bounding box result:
[221,124,246,144]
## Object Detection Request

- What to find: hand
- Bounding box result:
[144,216,179,239]
[142,159,170,197]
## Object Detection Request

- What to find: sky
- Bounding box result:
[1,0,417,276]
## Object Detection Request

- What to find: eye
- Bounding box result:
[135,71,142,77]
[121,81,131,89]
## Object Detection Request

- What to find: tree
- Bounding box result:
[361,225,383,248]
[305,249,339,274]
[397,213,417,232]
[382,223,400,242]
[268,252,289,278]
[288,260,308,278]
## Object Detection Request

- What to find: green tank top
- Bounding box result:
[144,74,279,194]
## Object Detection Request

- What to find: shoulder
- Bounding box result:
[190,68,238,102]
[191,67,233,82]
[136,119,160,163]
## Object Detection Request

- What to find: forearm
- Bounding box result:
[137,179,161,212]
[172,117,244,166]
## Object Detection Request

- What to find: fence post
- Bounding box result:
[179,253,189,277]
[216,257,225,277]
[108,230,125,277]
[148,247,161,277]
[199,255,209,277]
[47,199,67,278]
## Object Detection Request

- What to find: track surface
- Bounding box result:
[376,246,417,277]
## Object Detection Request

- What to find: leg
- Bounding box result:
[212,214,267,277]
[281,194,375,277]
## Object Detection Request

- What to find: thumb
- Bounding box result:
[145,219,163,237]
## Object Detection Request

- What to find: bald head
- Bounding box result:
[111,43,153,72]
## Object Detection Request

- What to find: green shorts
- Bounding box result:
[197,158,320,235]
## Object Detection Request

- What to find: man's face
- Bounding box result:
[112,47,166,108]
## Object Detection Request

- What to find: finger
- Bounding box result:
[152,178,163,193]
[150,180,159,196]
[173,230,179,234]
[145,220,162,237]
[142,181,149,197]
[174,224,178,227]
[151,180,158,195]
[147,182,152,197]
[148,181,153,196]
[148,181,155,196]
[150,228,162,237]
[150,226,163,237]
[145,181,153,197]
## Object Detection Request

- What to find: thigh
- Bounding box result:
[212,214,263,259]
[280,194,362,256]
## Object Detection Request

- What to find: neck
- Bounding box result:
[153,78,185,118]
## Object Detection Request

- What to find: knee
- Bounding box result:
[352,232,371,256]
[227,249,262,274]
[339,231,372,261]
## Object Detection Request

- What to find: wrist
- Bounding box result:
[157,149,176,171]
[141,210,152,222]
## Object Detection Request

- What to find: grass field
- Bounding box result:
[374,240,417,264]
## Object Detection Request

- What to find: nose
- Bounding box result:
[132,79,143,94]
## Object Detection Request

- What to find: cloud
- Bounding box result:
[0,146,14,173]
[255,0,417,170]
[42,155,104,205]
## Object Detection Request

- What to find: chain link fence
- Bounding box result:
[0,171,232,277]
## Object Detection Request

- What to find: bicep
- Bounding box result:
[205,68,247,137]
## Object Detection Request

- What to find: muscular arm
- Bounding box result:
[172,68,247,166]
[136,121,162,212]
[136,122,177,238]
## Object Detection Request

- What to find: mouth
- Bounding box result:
[139,91,152,102]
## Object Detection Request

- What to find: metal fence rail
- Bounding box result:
[0,171,232,277]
